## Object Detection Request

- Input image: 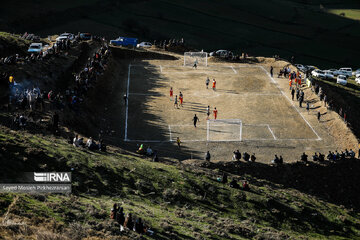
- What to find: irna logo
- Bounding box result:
[34,172,71,182]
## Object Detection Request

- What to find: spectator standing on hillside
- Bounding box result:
[270,66,273,77]
[296,88,300,101]
[135,218,145,234]
[124,213,134,230]
[116,207,125,226]
[317,111,321,122]
[291,88,295,101]
[306,102,310,114]
[205,151,211,161]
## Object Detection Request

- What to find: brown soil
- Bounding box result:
[84,48,358,163]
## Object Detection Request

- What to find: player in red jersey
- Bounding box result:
[170,87,173,100]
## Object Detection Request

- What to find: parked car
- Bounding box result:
[27,43,43,54]
[295,64,307,72]
[56,33,74,42]
[306,65,317,72]
[336,75,347,85]
[79,33,92,40]
[209,50,232,57]
[326,69,338,75]
[355,76,360,84]
[323,70,335,79]
[311,69,333,79]
[334,68,352,77]
[354,68,360,76]
[110,37,138,47]
[136,42,152,48]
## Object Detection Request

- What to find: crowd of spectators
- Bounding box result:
[110,203,154,235]
[2,33,111,150]
[153,38,185,49]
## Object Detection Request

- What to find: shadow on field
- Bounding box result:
[202,159,360,211]
[79,51,202,162]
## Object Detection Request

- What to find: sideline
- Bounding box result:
[259,66,322,140]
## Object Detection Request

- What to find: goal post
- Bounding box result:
[184,52,208,67]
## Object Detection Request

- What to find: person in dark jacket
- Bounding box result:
[116,207,125,225]
[124,213,134,230]
[135,218,144,234]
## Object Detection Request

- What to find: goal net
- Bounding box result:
[184,52,208,67]
[207,119,242,142]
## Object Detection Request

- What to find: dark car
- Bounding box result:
[79,33,92,40]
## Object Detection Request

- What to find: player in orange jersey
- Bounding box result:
[212,79,216,91]
[213,107,218,120]
[179,91,183,107]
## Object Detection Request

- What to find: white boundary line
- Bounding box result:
[230,66,237,74]
[125,138,322,143]
[124,64,131,141]
[259,66,322,141]
[267,124,277,140]
[129,92,282,97]
[129,93,163,96]
[240,121,243,141]
[168,125,172,142]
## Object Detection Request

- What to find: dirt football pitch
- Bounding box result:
[119,56,357,163]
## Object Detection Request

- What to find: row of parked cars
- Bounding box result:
[27,33,92,54]
[295,64,359,86]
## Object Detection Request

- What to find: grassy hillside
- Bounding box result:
[1,0,360,68]
[1,124,360,239]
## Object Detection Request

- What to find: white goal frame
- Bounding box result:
[207,119,242,142]
[184,52,208,67]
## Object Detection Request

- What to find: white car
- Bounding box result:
[306,65,317,72]
[28,43,43,54]
[354,68,360,76]
[337,75,347,85]
[136,42,152,48]
[311,69,333,79]
[326,69,338,75]
[334,68,352,77]
[56,33,74,42]
[295,64,307,72]
[355,74,360,84]
[323,70,334,79]
[209,50,232,57]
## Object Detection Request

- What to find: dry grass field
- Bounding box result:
[118,54,360,163]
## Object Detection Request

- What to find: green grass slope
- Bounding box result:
[1,125,360,239]
[1,0,360,68]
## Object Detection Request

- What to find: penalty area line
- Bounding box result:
[230,66,237,74]
[267,124,277,140]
